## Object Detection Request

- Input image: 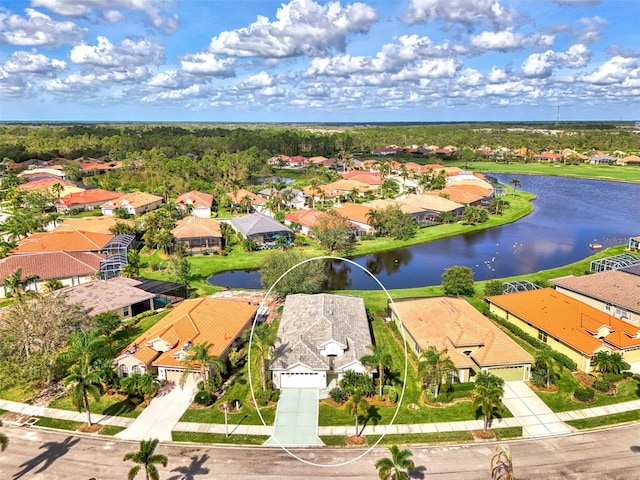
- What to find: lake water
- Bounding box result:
[208,175,640,290]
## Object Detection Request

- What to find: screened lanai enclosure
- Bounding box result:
[590,254,640,273]
[502,280,541,294]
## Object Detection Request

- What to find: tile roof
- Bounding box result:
[101,191,163,209]
[425,187,484,205]
[391,297,532,369]
[335,203,373,225]
[52,277,156,317]
[486,288,640,355]
[341,171,383,185]
[226,189,267,205]
[175,190,214,208]
[230,213,292,237]
[80,160,123,172]
[18,178,84,196]
[119,297,258,367]
[284,208,323,228]
[363,199,425,215]
[551,271,640,315]
[55,188,120,209]
[171,216,222,239]
[0,251,104,281]
[10,230,113,254]
[271,293,372,371]
[402,194,464,212]
[55,216,135,235]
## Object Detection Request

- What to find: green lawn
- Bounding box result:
[536,372,640,412]
[566,410,640,430]
[35,417,82,431]
[0,383,38,402]
[48,393,143,418]
[110,310,170,352]
[172,431,268,445]
[98,425,126,436]
[367,431,474,445]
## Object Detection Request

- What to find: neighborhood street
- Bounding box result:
[2,423,639,479]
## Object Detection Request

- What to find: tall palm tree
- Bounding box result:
[246,322,280,391]
[308,178,322,208]
[51,182,64,200]
[534,347,562,388]
[3,268,39,300]
[0,420,8,452]
[64,362,103,426]
[375,445,415,480]
[509,178,521,195]
[473,372,505,432]
[57,329,110,370]
[360,344,393,397]
[179,341,227,390]
[123,438,168,480]
[344,388,369,437]
[418,346,456,398]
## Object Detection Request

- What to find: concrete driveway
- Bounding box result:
[265,388,324,446]
[116,384,195,442]
[502,381,575,438]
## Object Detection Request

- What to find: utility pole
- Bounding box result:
[555,105,560,126]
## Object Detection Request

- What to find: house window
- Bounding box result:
[119,365,129,377]
[123,307,129,317]
[538,330,548,343]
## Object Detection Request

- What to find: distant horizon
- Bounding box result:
[1,1,638,123]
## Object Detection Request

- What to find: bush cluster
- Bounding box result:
[592,378,610,393]
[574,387,595,402]
[254,388,280,406]
[329,387,348,404]
[194,390,214,406]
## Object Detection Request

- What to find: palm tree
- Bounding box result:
[123,438,168,480]
[591,351,630,374]
[3,268,39,301]
[490,445,514,480]
[51,182,64,200]
[0,420,8,452]
[509,178,521,195]
[308,178,322,208]
[375,445,415,480]
[473,372,505,432]
[64,362,104,426]
[360,344,393,397]
[57,329,109,370]
[418,346,456,398]
[246,322,280,391]
[344,387,369,437]
[534,347,562,388]
[179,341,227,390]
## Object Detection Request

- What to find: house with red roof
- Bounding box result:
[284,208,323,235]
[55,188,121,213]
[534,151,564,162]
[175,190,214,218]
[10,230,114,255]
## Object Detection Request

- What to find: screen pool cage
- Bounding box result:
[590,254,640,273]
[502,280,541,294]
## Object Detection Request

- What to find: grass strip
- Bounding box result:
[320,435,348,446]
[34,417,81,431]
[565,410,640,430]
[172,431,268,445]
[493,426,523,439]
[98,425,126,436]
[367,431,474,445]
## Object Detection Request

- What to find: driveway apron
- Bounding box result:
[265,388,324,446]
[116,384,195,442]
[502,381,575,438]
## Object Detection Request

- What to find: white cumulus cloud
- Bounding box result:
[180,53,235,77]
[469,28,554,52]
[579,56,638,84]
[3,51,66,74]
[70,36,164,67]
[403,0,518,27]
[0,8,86,48]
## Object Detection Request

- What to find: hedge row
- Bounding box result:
[487,312,578,371]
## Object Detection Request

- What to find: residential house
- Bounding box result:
[341,171,383,186]
[101,192,163,216]
[55,188,121,213]
[230,213,294,245]
[617,155,640,166]
[629,236,640,251]
[55,216,135,235]
[271,293,372,389]
[589,154,616,164]
[18,178,85,197]
[9,230,114,255]
[79,158,123,176]
[371,147,397,156]
[52,276,156,319]
[284,208,324,235]
[334,203,376,234]
[534,152,564,162]
[0,251,104,298]
[171,216,223,253]
[18,166,66,181]
[175,190,214,218]
[362,199,425,223]
[390,297,533,382]
[550,270,640,327]
[115,297,259,384]
[425,187,485,206]
[226,188,268,213]
[402,194,465,223]
[486,288,640,373]
[258,187,308,210]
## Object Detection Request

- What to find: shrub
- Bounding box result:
[270,389,281,403]
[531,370,547,388]
[450,382,475,392]
[255,389,271,406]
[194,390,214,406]
[592,378,610,393]
[388,388,398,404]
[574,387,595,402]
[435,392,453,403]
[329,387,348,404]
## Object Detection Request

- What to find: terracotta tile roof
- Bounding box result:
[392,297,532,369]
[551,271,640,315]
[55,217,135,235]
[10,230,113,254]
[18,178,84,196]
[52,277,155,317]
[0,251,104,281]
[323,179,377,194]
[284,208,323,228]
[402,194,464,212]
[486,288,640,355]
[80,160,123,172]
[102,191,163,209]
[175,191,214,208]
[335,203,373,225]
[363,199,425,215]
[620,155,640,164]
[226,189,267,205]
[445,182,493,197]
[119,297,259,368]
[309,156,328,164]
[425,187,484,205]
[341,171,383,185]
[55,188,120,209]
[172,216,222,239]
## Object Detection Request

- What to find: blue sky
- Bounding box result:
[1,0,639,122]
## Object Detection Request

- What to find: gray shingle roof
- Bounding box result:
[230,213,292,237]
[271,293,372,372]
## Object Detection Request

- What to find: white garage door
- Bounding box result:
[165,369,199,386]
[280,372,324,388]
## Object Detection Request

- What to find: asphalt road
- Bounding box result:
[1,424,640,480]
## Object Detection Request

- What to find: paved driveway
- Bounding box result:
[265,388,324,446]
[116,384,195,442]
[502,381,574,438]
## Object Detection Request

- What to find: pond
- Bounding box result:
[251,175,295,185]
[208,175,640,290]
